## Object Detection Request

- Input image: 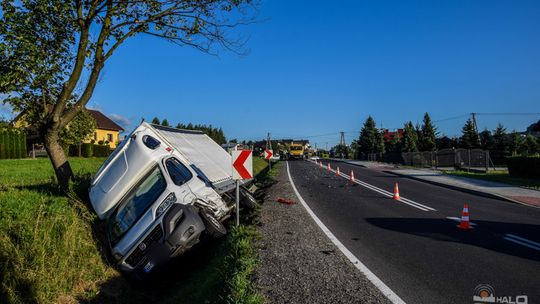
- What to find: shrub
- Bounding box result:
[81,143,93,158]
[0,129,26,159]
[507,156,540,179]
[92,144,111,157]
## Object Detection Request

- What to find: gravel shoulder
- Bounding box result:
[254,162,390,304]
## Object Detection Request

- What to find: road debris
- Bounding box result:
[276,197,296,205]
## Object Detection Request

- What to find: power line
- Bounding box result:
[476,112,540,116]
[433,114,470,123]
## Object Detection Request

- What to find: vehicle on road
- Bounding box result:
[288,143,306,160]
[89,122,257,279]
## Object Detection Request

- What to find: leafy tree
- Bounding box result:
[334,144,349,159]
[1,0,255,187]
[151,117,161,125]
[161,118,169,127]
[479,128,494,150]
[508,131,524,156]
[520,135,539,155]
[420,112,437,151]
[357,116,384,156]
[460,118,480,149]
[402,121,418,152]
[435,135,456,150]
[59,109,97,156]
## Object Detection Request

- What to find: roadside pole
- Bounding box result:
[232,150,253,227]
[236,180,240,226]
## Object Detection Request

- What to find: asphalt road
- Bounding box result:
[287,159,540,304]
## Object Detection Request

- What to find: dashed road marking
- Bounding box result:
[287,161,407,304]
[310,160,436,212]
[504,234,540,251]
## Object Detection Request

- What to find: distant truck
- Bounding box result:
[288,143,306,160]
[89,122,257,279]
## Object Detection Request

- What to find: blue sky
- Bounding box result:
[83,0,540,147]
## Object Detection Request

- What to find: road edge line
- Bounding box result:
[286,161,406,304]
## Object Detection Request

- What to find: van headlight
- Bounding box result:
[156,192,176,217]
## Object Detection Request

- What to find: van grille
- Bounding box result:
[125,225,163,267]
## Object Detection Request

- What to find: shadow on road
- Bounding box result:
[365,217,540,262]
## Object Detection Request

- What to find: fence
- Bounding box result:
[367,148,504,171]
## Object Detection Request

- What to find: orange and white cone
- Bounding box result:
[350,170,355,182]
[457,204,472,230]
[319,161,322,169]
[327,163,331,171]
[392,182,400,200]
[336,167,340,176]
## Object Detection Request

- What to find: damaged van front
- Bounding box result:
[89,122,254,278]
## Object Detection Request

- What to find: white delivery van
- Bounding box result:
[89,122,257,278]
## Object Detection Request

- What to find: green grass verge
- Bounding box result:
[0,158,114,303]
[443,170,540,190]
[0,156,273,303]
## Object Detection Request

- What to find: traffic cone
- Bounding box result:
[350,170,355,182]
[319,161,322,169]
[327,163,331,171]
[392,182,400,200]
[457,204,472,230]
[336,167,340,176]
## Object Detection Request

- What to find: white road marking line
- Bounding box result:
[504,234,540,251]
[287,162,406,304]
[445,216,478,226]
[312,160,436,212]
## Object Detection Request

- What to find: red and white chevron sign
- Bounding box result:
[232,150,253,180]
[264,149,273,160]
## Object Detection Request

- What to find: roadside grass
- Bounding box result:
[0,158,114,304]
[0,156,274,303]
[443,170,540,190]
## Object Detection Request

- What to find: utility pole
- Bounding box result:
[471,112,481,146]
[339,131,346,159]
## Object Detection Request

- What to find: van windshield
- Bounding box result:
[109,166,166,244]
[290,146,303,151]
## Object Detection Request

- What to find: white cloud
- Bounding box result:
[108,113,132,129]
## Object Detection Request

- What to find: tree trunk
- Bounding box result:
[43,129,73,188]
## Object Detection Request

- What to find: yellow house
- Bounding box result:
[86,109,124,148]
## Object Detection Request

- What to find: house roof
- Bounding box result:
[87,109,124,131]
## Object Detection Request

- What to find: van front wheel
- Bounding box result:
[200,211,226,238]
[240,187,259,209]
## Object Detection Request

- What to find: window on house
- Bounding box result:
[94,132,97,140]
[107,133,113,142]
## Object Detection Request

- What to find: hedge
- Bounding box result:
[93,144,111,157]
[0,129,27,159]
[507,156,540,179]
[68,143,111,158]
